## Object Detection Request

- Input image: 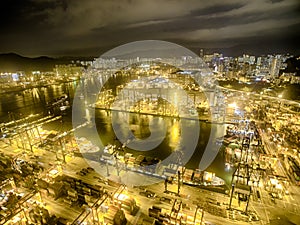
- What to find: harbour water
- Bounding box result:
[0,82,77,121]
[0,81,233,185]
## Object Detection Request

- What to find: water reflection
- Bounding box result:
[169,120,180,149]
[0,82,77,121]
[94,109,214,169]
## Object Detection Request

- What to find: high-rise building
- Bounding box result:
[200,49,204,58]
[249,56,256,65]
[256,57,262,66]
[243,54,250,63]
[270,55,282,78]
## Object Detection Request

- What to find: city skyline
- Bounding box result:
[0,0,300,57]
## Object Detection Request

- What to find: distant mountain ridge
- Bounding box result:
[0,53,96,73]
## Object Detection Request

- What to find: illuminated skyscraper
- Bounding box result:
[270,55,282,78]
[200,49,204,58]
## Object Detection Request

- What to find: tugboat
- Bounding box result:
[46,94,70,115]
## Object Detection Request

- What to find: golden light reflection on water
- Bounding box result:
[169,120,180,149]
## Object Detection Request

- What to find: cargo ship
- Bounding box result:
[77,138,225,187]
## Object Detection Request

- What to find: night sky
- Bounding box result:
[0,0,299,57]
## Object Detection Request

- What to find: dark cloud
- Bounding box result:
[269,0,284,3]
[0,0,299,56]
[189,2,246,17]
